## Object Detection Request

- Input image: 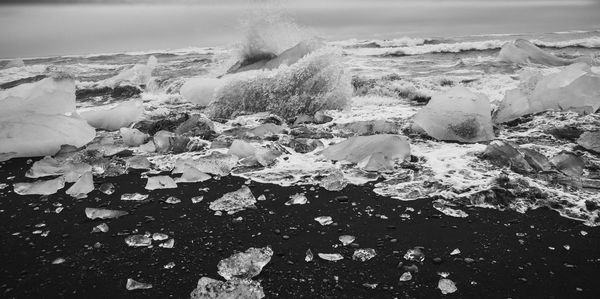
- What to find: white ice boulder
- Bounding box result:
[499,39,591,66]
[180,77,222,106]
[0,114,96,158]
[413,87,494,143]
[321,134,411,168]
[79,100,144,131]
[494,63,600,123]
[0,77,76,117]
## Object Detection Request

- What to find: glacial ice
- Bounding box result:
[577,131,600,153]
[209,186,257,214]
[13,177,65,195]
[172,152,238,176]
[0,77,76,117]
[145,175,177,190]
[208,47,351,120]
[190,277,265,299]
[413,87,494,143]
[318,253,344,261]
[438,278,458,294]
[26,156,91,182]
[321,135,411,169]
[175,166,211,183]
[126,278,153,291]
[352,248,377,262]
[84,208,128,219]
[494,63,600,123]
[228,140,257,159]
[120,128,148,146]
[79,100,144,131]
[217,247,273,280]
[338,235,355,246]
[65,171,94,198]
[499,39,590,66]
[125,235,152,247]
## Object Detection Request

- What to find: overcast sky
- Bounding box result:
[1,0,599,58]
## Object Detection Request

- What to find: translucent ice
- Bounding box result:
[318,253,344,261]
[126,278,153,291]
[321,135,411,168]
[494,63,600,123]
[499,39,590,66]
[85,208,128,219]
[319,170,348,191]
[79,100,144,131]
[0,77,76,117]
[145,175,177,190]
[26,156,91,182]
[120,128,148,147]
[14,177,65,195]
[285,193,308,205]
[413,87,494,143]
[125,235,152,247]
[65,171,94,198]
[175,166,211,183]
[190,277,265,299]
[0,114,95,158]
[338,235,356,246]
[217,246,273,280]
[352,248,377,262]
[228,140,257,159]
[577,131,600,154]
[173,152,238,176]
[121,193,149,201]
[314,216,333,226]
[209,186,257,214]
[438,278,458,294]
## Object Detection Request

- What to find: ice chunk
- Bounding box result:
[175,166,211,183]
[399,272,412,282]
[352,248,377,262]
[145,176,177,190]
[209,186,257,214]
[319,170,348,191]
[314,216,333,226]
[577,131,600,154]
[432,200,469,218]
[126,278,153,290]
[0,77,76,117]
[121,193,149,201]
[217,247,273,280]
[438,278,457,294]
[228,140,257,159]
[318,253,344,261]
[551,152,584,177]
[26,156,91,181]
[85,208,128,219]
[159,239,175,248]
[305,249,314,262]
[120,128,148,147]
[180,77,222,106]
[165,196,181,204]
[173,152,238,176]
[413,87,494,143]
[14,177,65,195]
[152,233,169,241]
[321,134,411,168]
[285,193,308,205]
[190,277,265,299]
[125,235,152,247]
[65,171,94,198]
[339,235,356,246]
[79,100,144,131]
[92,223,109,233]
[100,56,157,88]
[208,47,351,120]
[404,247,425,263]
[499,39,590,66]
[0,114,95,158]
[494,63,600,123]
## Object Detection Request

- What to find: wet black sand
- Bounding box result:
[1,157,599,298]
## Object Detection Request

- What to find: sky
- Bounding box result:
[1,0,599,58]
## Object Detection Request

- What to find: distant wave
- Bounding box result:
[345,36,600,57]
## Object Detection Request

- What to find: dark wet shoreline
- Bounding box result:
[1,157,599,298]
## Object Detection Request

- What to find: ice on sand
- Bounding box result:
[79,100,144,131]
[438,278,458,294]
[217,247,273,280]
[120,128,148,147]
[190,277,265,299]
[209,186,257,214]
[318,253,344,261]
[321,134,411,169]
[65,171,94,198]
[85,208,128,219]
[14,177,65,195]
[0,77,76,117]
[145,175,177,190]
[126,278,153,291]
[494,63,600,123]
[228,140,257,159]
[175,166,211,183]
[352,248,377,262]
[173,152,238,176]
[413,87,494,143]
[125,235,152,247]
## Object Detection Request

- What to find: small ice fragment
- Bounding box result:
[92,223,109,233]
[352,248,377,262]
[145,175,177,190]
[563,245,570,250]
[164,262,175,269]
[399,272,412,282]
[159,239,175,249]
[120,127,148,147]
[125,235,152,247]
[363,283,378,289]
[321,134,411,170]
[99,182,115,195]
[318,253,344,261]
[85,208,128,219]
[14,177,65,195]
[126,278,153,291]
[165,196,181,204]
[217,246,273,280]
[257,195,266,201]
[314,216,333,226]
[152,233,169,241]
[65,171,94,198]
[581,231,588,236]
[404,247,425,263]
[339,235,356,246]
[285,193,308,205]
[176,166,211,183]
[450,248,461,256]
[432,201,468,218]
[190,277,264,299]
[52,258,65,264]
[319,170,348,191]
[209,186,257,214]
[438,278,457,294]
[305,249,314,262]
[121,193,149,201]
[191,196,204,203]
